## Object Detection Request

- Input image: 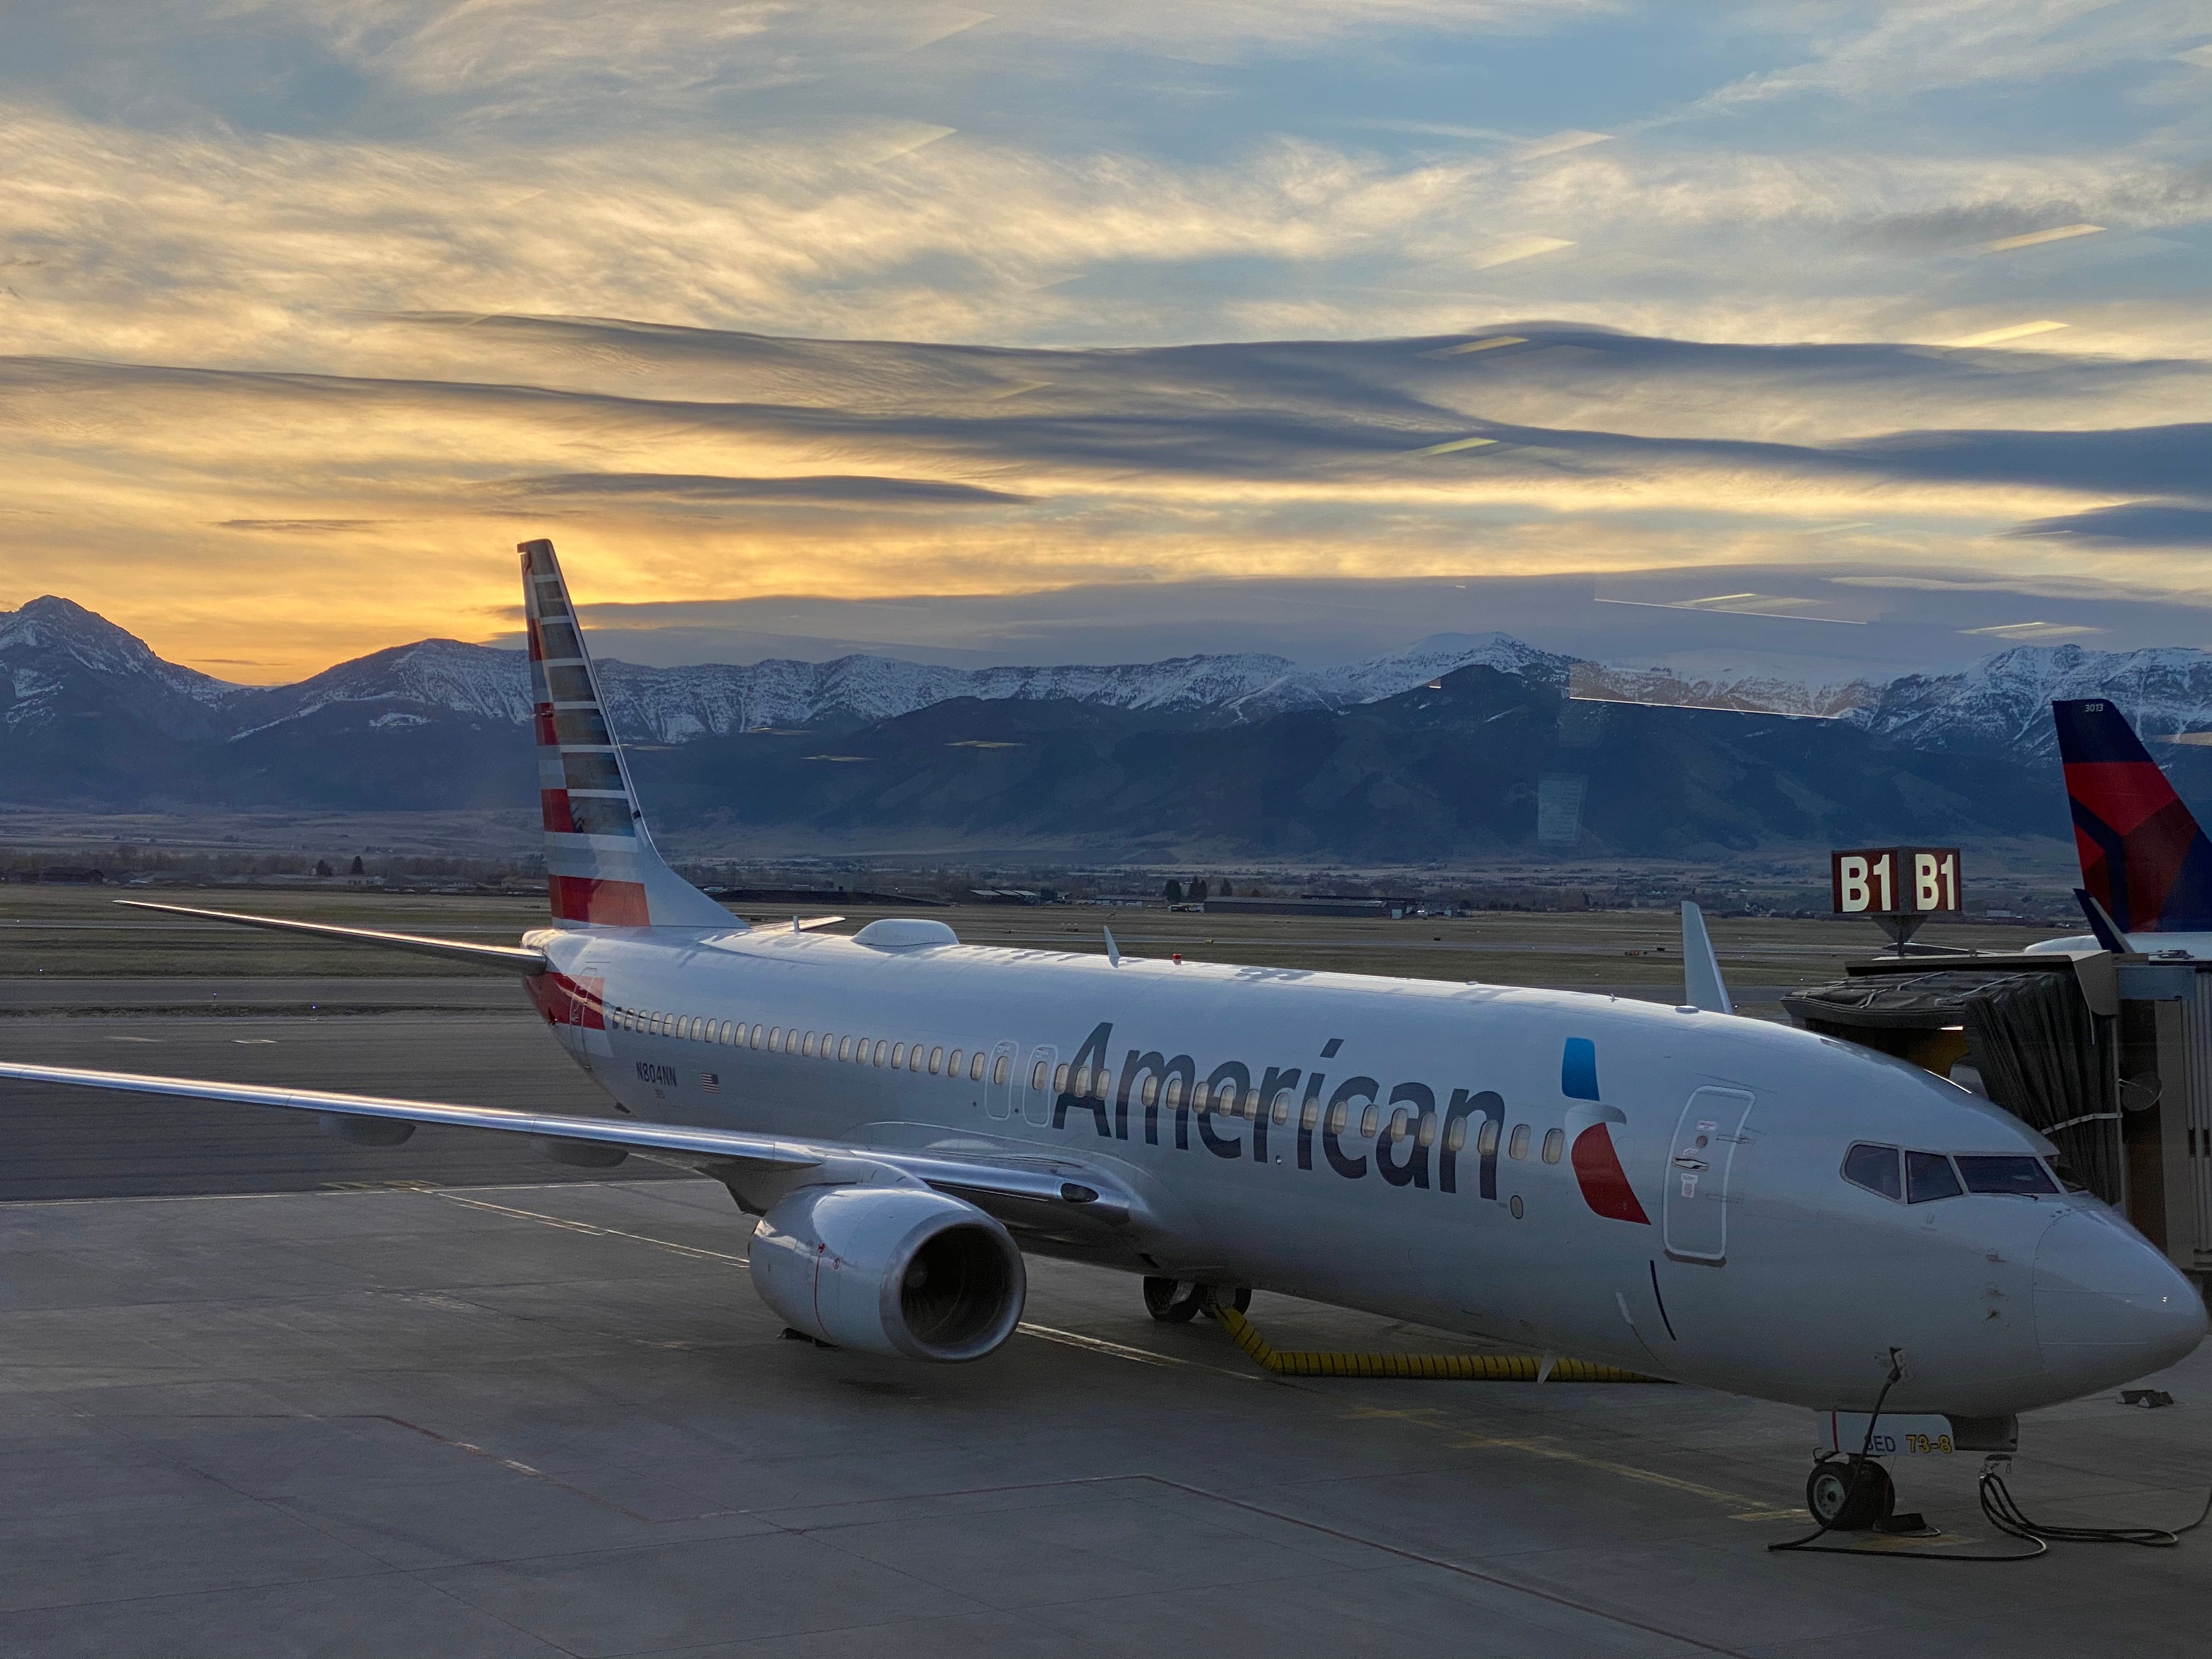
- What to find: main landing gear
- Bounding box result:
[1804,1455,1897,1532]
[1143,1278,1249,1323]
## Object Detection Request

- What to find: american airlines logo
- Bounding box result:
[1048,1021,1646,1222]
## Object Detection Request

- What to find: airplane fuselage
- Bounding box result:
[522,921,2202,1418]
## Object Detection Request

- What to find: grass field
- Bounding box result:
[0,882,2062,994]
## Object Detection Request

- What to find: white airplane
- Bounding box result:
[4,542,2200,1528]
[2025,697,2212,959]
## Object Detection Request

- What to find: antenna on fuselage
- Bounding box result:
[1681,901,1733,1015]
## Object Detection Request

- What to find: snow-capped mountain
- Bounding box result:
[7,594,2210,772]
[0,596,247,736]
[1852,646,2212,759]
[97,628,1578,746]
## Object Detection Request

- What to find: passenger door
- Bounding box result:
[1663,1088,1754,1264]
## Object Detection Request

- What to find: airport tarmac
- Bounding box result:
[4,968,2210,1656]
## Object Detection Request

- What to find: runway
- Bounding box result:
[2,975,2209,1655]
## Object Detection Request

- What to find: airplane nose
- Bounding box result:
[2035,1209,2207,1395]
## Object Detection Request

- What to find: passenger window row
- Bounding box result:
[1031,1063,1565,1161]
[1842,1141,2057,1203]
[612,1003,1571,1163]
[608,1005,1012,1084]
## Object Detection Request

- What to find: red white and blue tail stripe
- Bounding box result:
[522,539,736,930]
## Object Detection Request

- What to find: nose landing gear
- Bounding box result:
[1142,1278,1249,1322]
[1805,1456,1896,1532]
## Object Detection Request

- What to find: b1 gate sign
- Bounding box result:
[1832,848,1962,916]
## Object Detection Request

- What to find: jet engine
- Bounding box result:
[748,1184,1026,1362]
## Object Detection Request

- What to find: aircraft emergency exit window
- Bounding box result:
[993,1053,1009,1085]
[1477,1119,1500,1157]
[1906,1150,1963,1203]
[1843,1143,1903,1200]
[1508,1124,1530,1160]
[1029,1059,1047,1090]
[1541,1128,1563,1164]
[1955,1155,2059,1196]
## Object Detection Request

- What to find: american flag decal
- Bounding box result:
[701,1071,720,1093]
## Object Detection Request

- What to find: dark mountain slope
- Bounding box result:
[630,667,2065,858]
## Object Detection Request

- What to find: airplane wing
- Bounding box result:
[113,900,549,974]
[0,1060,1136,1231]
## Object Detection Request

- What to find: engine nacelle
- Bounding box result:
[749,1184,1025,1362]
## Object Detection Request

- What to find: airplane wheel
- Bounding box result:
[1143,1278,1204,1323]
[1805,1458,1894,1532]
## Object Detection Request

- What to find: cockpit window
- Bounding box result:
[1842,1142,1901,1201]
[1955,1155,2059,1196]
[2046,1153,2091,1194]
[1905,1150,1963,1204]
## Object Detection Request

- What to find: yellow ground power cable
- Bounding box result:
[1207,1304,1667,1383]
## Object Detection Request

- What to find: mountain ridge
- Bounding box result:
[5,595,2211,846]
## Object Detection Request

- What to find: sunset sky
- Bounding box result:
[2,2,2207,683]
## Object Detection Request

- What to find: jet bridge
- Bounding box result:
[1784,951,2212,1287]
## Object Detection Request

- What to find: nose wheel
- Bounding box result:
[1805,1457,1895,1531]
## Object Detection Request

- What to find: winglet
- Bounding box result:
[1104,926,1121,967]
[1681,901,1731,1014]
[2074,888,2130,954]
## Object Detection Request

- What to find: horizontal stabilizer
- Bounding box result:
[114,900,548,974]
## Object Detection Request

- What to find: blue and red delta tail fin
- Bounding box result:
[2052,698,2212,934]
[522,540,736,930]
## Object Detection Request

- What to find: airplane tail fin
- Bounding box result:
[2052,697,2212,934]
[522,539,736,929]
